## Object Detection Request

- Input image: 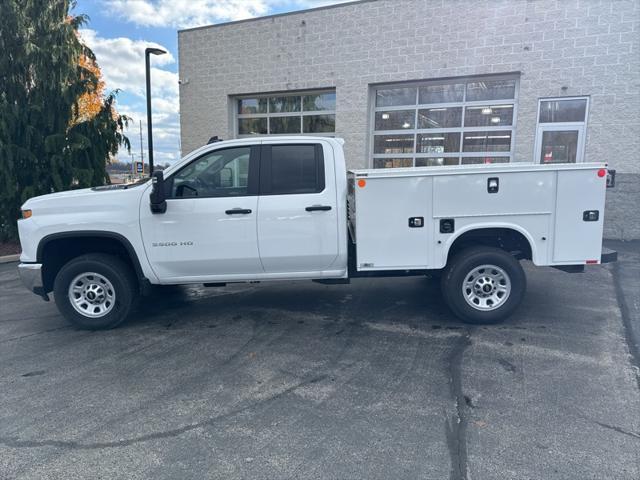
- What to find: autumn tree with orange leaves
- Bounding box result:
[72,54,106,125]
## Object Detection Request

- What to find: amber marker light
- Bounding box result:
[21,209,32,219]
[357,179,366,188]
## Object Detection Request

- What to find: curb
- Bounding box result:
[0,254,20,264]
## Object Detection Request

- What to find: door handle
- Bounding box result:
[225,208,252,215]
[305,205,332,212]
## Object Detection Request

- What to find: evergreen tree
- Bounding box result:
[0,0,130,241]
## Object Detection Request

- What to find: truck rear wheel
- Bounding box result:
[53,253,138,330]
[441,246,526,324]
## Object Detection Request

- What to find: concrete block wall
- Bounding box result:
[179,0,640,239]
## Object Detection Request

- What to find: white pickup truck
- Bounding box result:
[17,136,616,329]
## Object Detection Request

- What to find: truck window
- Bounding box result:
[262,144,325,195]
[170,147,251,198]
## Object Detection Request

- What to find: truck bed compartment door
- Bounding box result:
[552,169,606,263]
[354,176,432,269]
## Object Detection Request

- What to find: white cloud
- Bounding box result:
[79,29,177,98]
[106,0,352,29]
[79,29,181,163]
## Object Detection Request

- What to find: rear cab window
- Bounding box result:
[260,144,325,195]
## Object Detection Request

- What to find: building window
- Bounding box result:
[235,90,336,137]
[371,76,518,168]
[534,97,589,164]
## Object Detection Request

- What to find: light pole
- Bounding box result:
[145,47,166,175]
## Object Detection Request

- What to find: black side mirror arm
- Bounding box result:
[150,170,167,214]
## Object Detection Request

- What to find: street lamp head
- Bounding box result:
[145,47,167,56]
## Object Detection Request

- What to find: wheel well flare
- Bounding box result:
[38,233,142,293]
[448,228,533,262]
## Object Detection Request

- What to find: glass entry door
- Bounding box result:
[534,97,588,164]
[535,125,585,164]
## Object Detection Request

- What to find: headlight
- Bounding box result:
[21,209,32,219]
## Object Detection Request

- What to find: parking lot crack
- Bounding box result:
[444,332,472,480]
[592,420,640,440]
[567,405,640,441]
[0,374,327,450]
[0,326,71,344]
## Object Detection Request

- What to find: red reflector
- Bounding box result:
[597,169,606,178]
[586,260,598,264]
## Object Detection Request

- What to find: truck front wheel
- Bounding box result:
[53,253,138,330]
[441,247,526,324]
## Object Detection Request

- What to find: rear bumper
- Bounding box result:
[553,247,618,273]
[17,263,47,299]
[601,248,618,264]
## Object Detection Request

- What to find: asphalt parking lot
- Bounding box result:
[1,243,639,480]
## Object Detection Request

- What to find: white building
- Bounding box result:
[178,0,640,239]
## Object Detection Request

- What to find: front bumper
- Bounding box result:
[17,263,48,300]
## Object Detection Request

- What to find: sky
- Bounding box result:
[74,0,351,165]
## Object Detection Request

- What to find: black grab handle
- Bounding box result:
[305,205,332,212]
[225,208,252,215]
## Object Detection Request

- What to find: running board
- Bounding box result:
[313,278,351,285]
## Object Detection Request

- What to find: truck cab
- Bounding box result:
[140,137,349,283]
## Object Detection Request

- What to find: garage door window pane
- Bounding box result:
[269,96,300,113]
[269,96,301,113]
[238,98,267,114]
[304,115,335,133]
[418,107,462,128]
[270,117,301,134]
[374,135,414,154]
[415,157,460,167]
[375,87,417,107]
[418,83,464,104]
[462,156,510,165]
[417,133,460,153]
[375,110,415,130]
[540,130,579,163]
[539,99,587,123]
[238,118,267,135]
[373,158,414,168]
[466,79,516,101]
[464,105,514,127]
[303,92,336,111]
[463,131,512,152]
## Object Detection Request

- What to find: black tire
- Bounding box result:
[441,246,526,324]
[53,253,138,330]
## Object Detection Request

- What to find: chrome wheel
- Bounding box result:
[462,264,511,311]
[68,272,116,318]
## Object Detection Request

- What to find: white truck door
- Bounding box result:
[257,142,339,273]
[139,145,263,281]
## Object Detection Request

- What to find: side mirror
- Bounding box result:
[150,171,167,214]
